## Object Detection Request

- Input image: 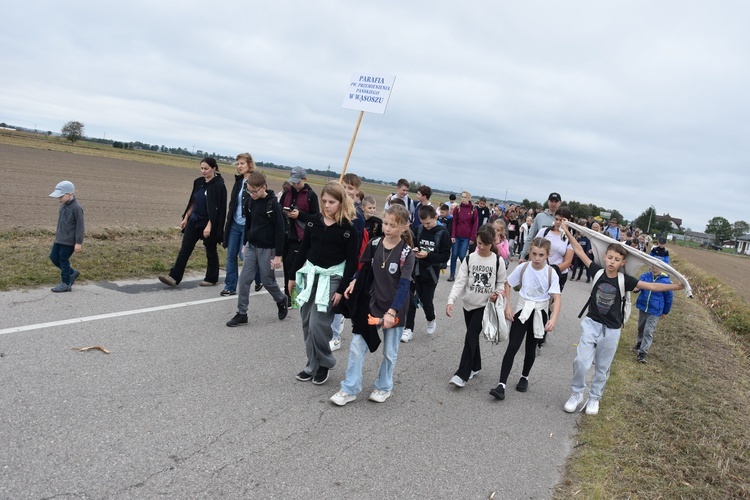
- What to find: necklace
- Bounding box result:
[381,242,398,268]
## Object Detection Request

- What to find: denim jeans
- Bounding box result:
[50,243,75,285]
[450,237,470,277]
[340,326,403,395]
[636,310,660,355]
[331,313,345,341]
[224,221,245,292]
[570,317,621,400]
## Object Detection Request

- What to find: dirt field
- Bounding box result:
[3,141,750,301]
[0,142,325,233]
[672,245,750,301]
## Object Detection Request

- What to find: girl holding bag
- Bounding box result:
[489,237,561,400]
[446,224,507,388]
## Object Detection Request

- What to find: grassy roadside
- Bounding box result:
[555,256,750,498]
[0,228,223,290]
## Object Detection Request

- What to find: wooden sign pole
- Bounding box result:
[339,110,364,182]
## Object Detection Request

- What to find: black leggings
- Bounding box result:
[499,309,548,384]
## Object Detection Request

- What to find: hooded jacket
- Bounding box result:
[635,271,674,316]
[243,189,285,255]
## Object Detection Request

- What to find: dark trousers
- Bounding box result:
[500,310,547,384]
[283,240,301,299]
[170,218,219,284]
[50,243,75,285]
[455,307,484,381]
[405,276,438,330]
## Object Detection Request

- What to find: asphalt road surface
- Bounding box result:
[1,262,597,499]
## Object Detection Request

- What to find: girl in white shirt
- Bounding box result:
[490,237,561,400]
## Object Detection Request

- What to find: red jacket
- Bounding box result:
[451,202,479,240]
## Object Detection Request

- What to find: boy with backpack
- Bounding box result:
[401,205,451,342]
[226,172,288,327]
[559,220,683,415]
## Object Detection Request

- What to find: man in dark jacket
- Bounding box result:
[279,167,320,306]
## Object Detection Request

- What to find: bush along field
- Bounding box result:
[556,255,750,498]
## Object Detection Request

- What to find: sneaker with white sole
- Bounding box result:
[368,389,391,403]
[449,375,466,388]
[585,398,600,415]
[400,328,414,343]
[469,370,479,380]
[329,338,341,352]
[330,390,356,406]
[564,392,585,413]
[426,320,437,335]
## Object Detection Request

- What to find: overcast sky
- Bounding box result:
[2,1,748,231]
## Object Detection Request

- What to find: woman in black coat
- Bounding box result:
[159,157,227,287]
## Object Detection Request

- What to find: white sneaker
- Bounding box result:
[400,328,414,343]
[426,320,437,335]
[585,398,600,415]
[329,338,341,352]
[368,389,391,403]
[564,392,585,413]
[330,390,356,406]
[469,370,479,380]
[449,375,466,388]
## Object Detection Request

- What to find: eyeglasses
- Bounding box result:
[246,186,262,195]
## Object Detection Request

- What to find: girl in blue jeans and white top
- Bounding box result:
[330,205,415,406]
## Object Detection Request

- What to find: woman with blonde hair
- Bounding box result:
[289,182,359,385]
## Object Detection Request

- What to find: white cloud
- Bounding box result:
[1,0,749,230]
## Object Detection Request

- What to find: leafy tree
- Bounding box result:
[732,220,750,240]
[61,121,85,142]
[632,207,657,232]
[705,216,732,242]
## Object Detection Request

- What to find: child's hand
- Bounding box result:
[544,320,556,332]
[383,313,398,329]
[446,303,454,317]
[504,306,514,321]
[489,292,498,303]
[344,279,356,299]
[287,280,296,296]
[331,292,342,307]
[74,244,82,253]
[271,256,282,269]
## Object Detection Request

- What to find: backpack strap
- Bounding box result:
[578,269,605,319]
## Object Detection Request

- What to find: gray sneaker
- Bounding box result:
[51,282,71,293]
[69,269,80,286]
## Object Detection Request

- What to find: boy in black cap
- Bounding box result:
[650,237,670,264]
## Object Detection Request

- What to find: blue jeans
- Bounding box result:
[450,237,470,277]
[224,221,245,292]
[50,243,75,285]
[340,326,403,395]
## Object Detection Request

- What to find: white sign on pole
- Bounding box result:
[341,73,396,115]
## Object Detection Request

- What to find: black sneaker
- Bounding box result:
[312,367,329,385]
[255,283,264,292]
[446,275,455,282]
[277,298,288,320]
[632,342,641,351]
[226,313,248,327]
[637,353,648,363]
[489,384,506,400]
[516,377,529,392]
[295,370,313,382]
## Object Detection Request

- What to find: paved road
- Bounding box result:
[0,263,595,499]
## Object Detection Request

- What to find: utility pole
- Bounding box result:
[647,206,655,234]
